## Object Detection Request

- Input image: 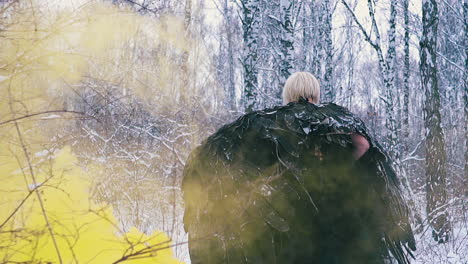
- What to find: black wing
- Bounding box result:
[182,99,415,264]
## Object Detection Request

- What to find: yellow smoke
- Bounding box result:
[0,0,197,118]
[0,146,183,263]
[0,0,203,262]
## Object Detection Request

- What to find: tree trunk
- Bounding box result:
[322,0,334,103]
[310,1,322,84]
[181,0,192,106]
[241,0,261,112]
[403,0,410,143]
[464,1,468,194]
[342,0,400,159]
[278,0,294,100]
[420,0,450,243]
[384,0,399,162]
[223,0,237,110]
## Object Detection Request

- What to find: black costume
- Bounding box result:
[182,98,416,264]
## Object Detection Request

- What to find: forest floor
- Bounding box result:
[412,222,467,264]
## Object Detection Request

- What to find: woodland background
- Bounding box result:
[0,0,466,263]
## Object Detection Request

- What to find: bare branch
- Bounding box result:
[7,83,64,263]
[341,0,378,50]
[437,51,464,72]
[440,0,464,22]
[0,110,92,126]
[0,189,35,229]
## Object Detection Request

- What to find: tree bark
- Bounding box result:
[385,0,399,161]
[420,0,450,243]
[403,0,410,143]
[241,0,261,112]
[219,0,236,110]
[464,0,468,194]
[181,0,192,105]
[278,0,295,100]
[310,1,323,84]
[322,0,334,103]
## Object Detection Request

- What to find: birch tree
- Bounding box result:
[257,0,296,106]
[181,0,192,105]
[300,0,334,103]
[402,0,410,144]
[420,0,450,243]
[464,0,468,184]
[278,0,295,99]
[220,0,238,110]
[386,0,399,160]
[240,0,261,112]
[309,1,323,83]
[213,0,239,111]
[321,0,334,103]
[341,0,399,160]
[333,0,360,110]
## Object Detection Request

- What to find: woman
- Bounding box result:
[182,72,415,264]
[282,72,370,160]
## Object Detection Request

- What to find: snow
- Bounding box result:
[0,75,10,82]
[28,182,42,191]
[412,223,468,264]
[40,114,61,120]
[1,1,461,263]
[34,150,49,157]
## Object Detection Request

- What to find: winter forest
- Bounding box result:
[0,0,466,263]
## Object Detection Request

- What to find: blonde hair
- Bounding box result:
[282,72,320,104]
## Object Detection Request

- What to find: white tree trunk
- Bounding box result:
[240,0,261,112]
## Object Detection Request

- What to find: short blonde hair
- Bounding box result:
[282,72,320,104]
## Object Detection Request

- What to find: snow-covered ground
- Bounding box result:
[412,222,467,264]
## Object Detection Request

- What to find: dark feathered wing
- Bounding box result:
[182,99,416,264]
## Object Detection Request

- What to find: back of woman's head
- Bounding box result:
[282,72,320,104]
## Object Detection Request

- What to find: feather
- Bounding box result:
[182,98,416,264]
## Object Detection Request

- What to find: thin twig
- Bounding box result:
[7,81,64,264]
[12,121,64,264]
[0,189,35,229]
[0,110,92,126]
[341,0,378,50]
[436,51,464,72]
